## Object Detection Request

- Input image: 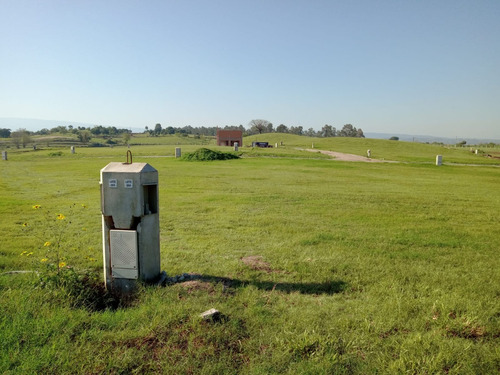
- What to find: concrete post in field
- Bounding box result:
[436,155,443,166]
[71,146,75,154]
[312,143,314,149]
[234,142,239,151]
[367,149,371,158]
[2,151,7,161]
[175,147,181,158]
[100,157,161,293]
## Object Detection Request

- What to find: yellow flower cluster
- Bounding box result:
[20,251,34,256]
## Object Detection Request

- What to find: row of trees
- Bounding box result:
[0,120,364,149]
[147,120,364,138]
[0,125,132,148]
[248,120,364,138]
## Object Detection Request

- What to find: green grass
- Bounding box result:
[1,137,499,374]
[246,133,500,164]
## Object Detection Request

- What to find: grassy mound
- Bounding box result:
[182,147,239,161]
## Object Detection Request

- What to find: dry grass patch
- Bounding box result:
[176,280,216,294]
[241,255,274,273]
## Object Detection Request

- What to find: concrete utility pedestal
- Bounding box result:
[100,160,161,292]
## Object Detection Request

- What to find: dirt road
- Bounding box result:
[305,149,395,162]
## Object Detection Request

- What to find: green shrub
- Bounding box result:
[182,148,239,161]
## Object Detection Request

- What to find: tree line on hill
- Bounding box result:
[0,120,364,148]
[0,125,132,148]
[146,120,365,138]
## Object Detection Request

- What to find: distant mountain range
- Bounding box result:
[0,118,498,145]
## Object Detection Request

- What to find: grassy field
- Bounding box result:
[1,137,499,374]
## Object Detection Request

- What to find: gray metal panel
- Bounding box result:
[137,214,161,282]
[110,229,138,276]
[112,267,138,279]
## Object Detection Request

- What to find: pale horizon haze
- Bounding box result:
[1,0,499,138]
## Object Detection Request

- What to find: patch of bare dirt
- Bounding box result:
[241,255,273,273]
[305,149,396,163]
[176,280,216,294]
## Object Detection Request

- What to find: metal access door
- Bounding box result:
[110,229,138,279]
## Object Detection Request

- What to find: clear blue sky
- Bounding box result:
[1,0,499,138]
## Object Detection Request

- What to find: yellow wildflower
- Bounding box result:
[22,222,28,227]
[32,204,41,209]
[41,258,48,262]
[44,241,51,247]
[20,251,28,256]
[26,252,33,256]
[81,204,87,208]
[59,262,66,268]
[56,214,66,220]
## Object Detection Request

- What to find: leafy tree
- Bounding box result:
[122,132,131,145]
[90,125,106,135]
[154,123,162,136]
[77,130,92,144]
[276,124,288,133]
[338,124,364,138]
[0,128,11,138]
[11,128,31,148]
[165,126,175,135]
[289,126,303,135]
[249,119,271,134]
[338,124,355,137]
[305,128,317,137]
[321,124,335,137]
[50,125,68,134]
